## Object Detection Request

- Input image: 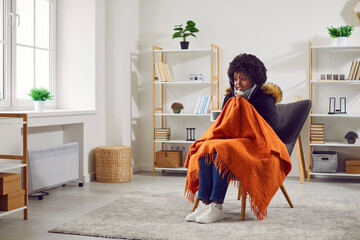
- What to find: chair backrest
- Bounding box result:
[276,100,312,155]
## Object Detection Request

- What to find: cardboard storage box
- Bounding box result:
[0,189,25,211]
[346,159,360,174]
[0,173,21,195]
[156,150,182,168]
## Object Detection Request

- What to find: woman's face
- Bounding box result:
[233,72,253,94]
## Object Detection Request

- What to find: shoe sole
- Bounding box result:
[196,216,224,224]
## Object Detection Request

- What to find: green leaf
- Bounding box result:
[187,20,195,27]
[172,32,182,38]
[173,27,183,31]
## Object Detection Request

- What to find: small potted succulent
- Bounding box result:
[345,131,358,144]
[171,102,184,114]
[28,88,52,112]
[172,20,199,49]
[327,25,354,46]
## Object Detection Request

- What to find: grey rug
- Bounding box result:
[49,189,360,240]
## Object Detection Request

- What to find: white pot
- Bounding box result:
[336,37,348,46]
[33,101,45,112]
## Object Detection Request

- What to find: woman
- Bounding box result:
[185,53,283,224]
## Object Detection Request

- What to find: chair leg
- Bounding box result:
[192,196,199,212]
[237,181,242,200]
[241,193,246,221]
[280,184,294,208]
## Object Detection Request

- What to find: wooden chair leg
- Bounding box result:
[280,184,294,208]
[237,181,242,200]
[241,193,246,221]
[192,196,199,212]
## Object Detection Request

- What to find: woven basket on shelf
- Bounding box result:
[95,145,131,183]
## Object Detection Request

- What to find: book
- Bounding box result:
[200,96,209,114]
[310,127,324,131]
[352,61,360,80]
[204,96,212,114]
[165,64,174,82]
[311,123,324,128]
[348,61,356,80]
[154,63,163,82]
[156,62,167,82]
[197,96,206,114]
[194,96,202,114]
[310,140,325,144]
[161,63,170,82]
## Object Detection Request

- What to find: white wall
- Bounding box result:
[138,0,360,176]
[105,0,140,172]
[57,0,96,110]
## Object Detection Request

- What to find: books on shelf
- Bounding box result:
[310,123,324,144]
[154,62,174,82]
[348,61,360,80]
[194,95,212,114]
[154,128,170,140]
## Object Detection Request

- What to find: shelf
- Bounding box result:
[154,81,217,85]
[0,162,27,171]
[154,167,187,172]
[311,45,360,51]
[0,206,27,217]
[311,113,360,117]
[154,49,212,54]
[0,120,26,125]
[154,140,195,143]
[310,141,360,147]
[311,80,360,84]
[309,172,360,177]
[154,113,211,117]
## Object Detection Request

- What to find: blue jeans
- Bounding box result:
[198,152,229,204]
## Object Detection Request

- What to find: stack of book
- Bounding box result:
[310,123,325,144]
[194,95,212,114]
[154,128,170,140]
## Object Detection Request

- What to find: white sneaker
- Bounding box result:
[196,203,224,224]
[186,201,209,222]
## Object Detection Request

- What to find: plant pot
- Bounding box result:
[346,138,356,144]
[336,37,348,46]
[33,101,45,112]
[180,41,189,49]
[173,108,181,114]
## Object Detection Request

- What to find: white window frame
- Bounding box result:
[0,0,11,109]
[0,0,56,110]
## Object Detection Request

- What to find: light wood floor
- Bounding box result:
[0,172,359,240]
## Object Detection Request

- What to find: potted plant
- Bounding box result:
[345,131,358,144]
[171,102,184,114]
[28,88,52,112]
[327,25,354,46]
[172,20,199,49]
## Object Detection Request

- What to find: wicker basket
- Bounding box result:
[95,145,131,183]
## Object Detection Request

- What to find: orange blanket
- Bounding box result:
[184,96,292,220]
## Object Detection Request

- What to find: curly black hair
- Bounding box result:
[227,53,267,90]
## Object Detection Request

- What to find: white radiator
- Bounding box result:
[28,142,79,193]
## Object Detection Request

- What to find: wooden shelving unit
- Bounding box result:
[0,114,28,219]
[152,44,220,175]
[308,41,360,180]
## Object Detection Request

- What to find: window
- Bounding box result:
[0,0,55,109]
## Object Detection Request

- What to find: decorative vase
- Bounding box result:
[346,138,356,144]
[33,101,45,112]
[336,37,348,46]
[180,41,189,49]
[173,108,181,114]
